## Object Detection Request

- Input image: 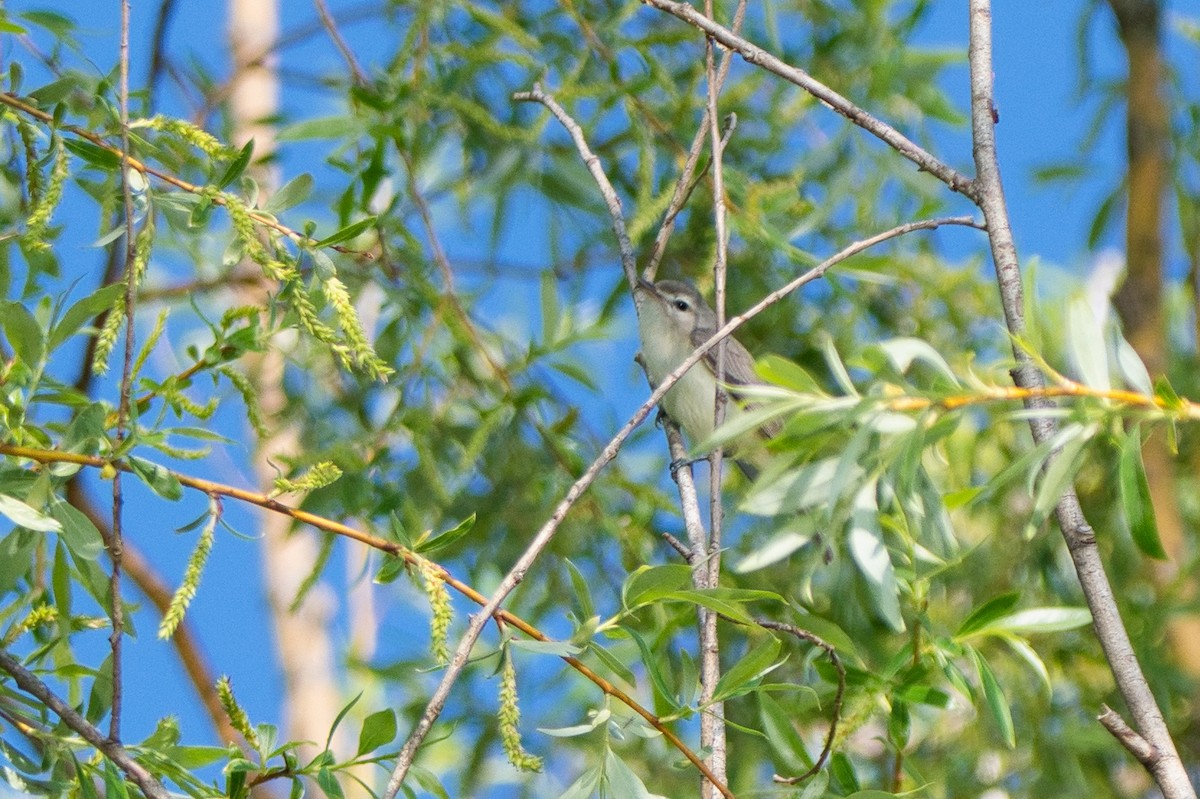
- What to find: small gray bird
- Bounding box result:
[635,278,780,478]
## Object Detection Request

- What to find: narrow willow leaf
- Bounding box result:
[758,692,812,774]
[876,337,960,386]
[264,173,313,214]
[1003,636,1053,698]
[127,456,184,501]
[2,300,46,366]
[1118,428,1166,559]
[712,637,783,702]
[1113,332,1153,396]
[1065,293,1110,390]
[48,282,124,351]
[847,481,904,632]
[217,140,254,190]
[971,648,1016,748]
[0,494,61,532]
[955,592,1020,638]
[986,607,1092,635]
[621,564,692,610]
[312,216,376,248]
[602,749,654,799]
[1025,423,1096,537]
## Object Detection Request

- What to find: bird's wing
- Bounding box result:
[691,327,784,440]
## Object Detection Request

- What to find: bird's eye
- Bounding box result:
[674,300,689,311]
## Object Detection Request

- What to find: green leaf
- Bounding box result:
[374,553,406,584]
[1113,333,1153,396]
[955,592,1020,638]
[586,641,636,686]
[103,759,130,799]
[661,587,780,625]
[712,637,783,702]
[2,300,46,366]
[56,119,112,156]
[49,498,103,560]
[602,749,653,799]
[557,764,602,799]
[48,283,125,351]
[1118,428,1166,559]
[540,271,560,344]
[0,494,61,532]
[316,768,345,799]
[278,115,364,142]
[984,607,1092,635]
[356,709,397,756]
[623,627,681,712]
[758,692,812,774]
[621,564,692,611]
[876,337,960,386]
[1003,636,1052,698]
[217,140,254,190]
[1025,423,1096,537]
[264,173,314,214]
[846,481,904,632]
[756,354,824,394]
[415,513,475,554]
[127,456,184,501]
[971,648,1016,747]
[1065,293,1109,390]
[169,746,228,769]
[566,558,594,621]
[538,708,610,738]
[509,638,583,656]
[742,457,860,517]
[312,216,376,248]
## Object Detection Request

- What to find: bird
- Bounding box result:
[635,278,780,478]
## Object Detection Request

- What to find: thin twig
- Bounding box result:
[643,0,748,280]
[641,0,974,197]
[755,620,845,784]
[108,0,136,743]
[966,3,1192,797]
[513,85,638,290]
[313,0,367,85]
[701,4,731,792]
[0,649,170,799]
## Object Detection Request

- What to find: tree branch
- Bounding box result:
[0,649,170,799]
[966,2,1193,797]
[641,0,975,197]
[512,85,639,291]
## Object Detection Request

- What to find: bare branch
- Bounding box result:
[313,0,367,85]
[701,6,732,790]
[512,85,639,290]
[0,649,170,799]
[967,2,1193,797]
[1099,704,1159,767]
[641,0,974,197]
[109,0,137,742]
